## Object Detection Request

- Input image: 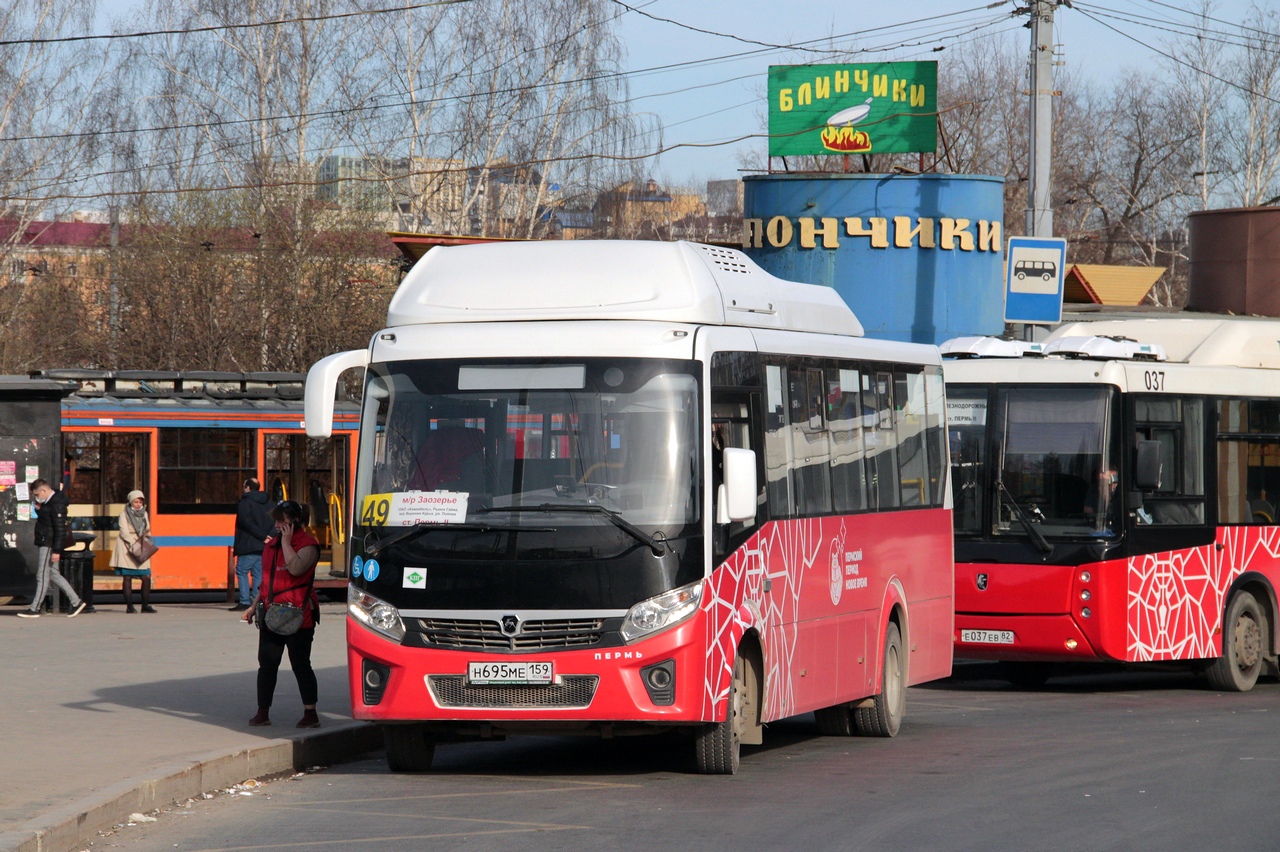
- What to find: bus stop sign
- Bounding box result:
[1004,236,1067,324]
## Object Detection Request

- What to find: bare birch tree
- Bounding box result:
[0,0,109,370]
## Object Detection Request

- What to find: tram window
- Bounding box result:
[159,428,256,513]
[64,432,101,504]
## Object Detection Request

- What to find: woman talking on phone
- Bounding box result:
[242,499,322,728]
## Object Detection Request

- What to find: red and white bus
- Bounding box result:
[944,318,1280,690]
[306,240,954,773]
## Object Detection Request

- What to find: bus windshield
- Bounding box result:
[951,385,1119,540]
[352,358,704,609]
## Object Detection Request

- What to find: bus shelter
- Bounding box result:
[0,377,76,599]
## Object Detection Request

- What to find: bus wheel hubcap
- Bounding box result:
[1236,616,1261,671]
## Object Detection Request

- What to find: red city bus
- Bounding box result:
[306,240,954,773]
[44,370,358,593]
[945,318,1280,690]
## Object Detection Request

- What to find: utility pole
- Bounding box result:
[1026,0,1056,238]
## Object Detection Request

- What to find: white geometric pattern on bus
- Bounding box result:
[1127,526,1280,661]
[700,518,828,722]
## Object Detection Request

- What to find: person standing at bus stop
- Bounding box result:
[110,490,156,613]
[242,499,322,728]
[16,480,87,618]
[230,478,274,612]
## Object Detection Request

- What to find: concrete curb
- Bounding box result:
[0,721,382,852]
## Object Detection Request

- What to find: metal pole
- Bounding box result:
[1026,0,1055,238]
[108,203,119,362]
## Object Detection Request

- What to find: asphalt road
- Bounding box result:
[99,665,1280,851]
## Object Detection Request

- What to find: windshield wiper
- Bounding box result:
[996,478,1053,554]
[366,521,537,556]
[478,503,667,556]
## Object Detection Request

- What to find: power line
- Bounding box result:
[1130,0,1280,40]
[0,0,476,47]
[1073,2,1276,52]
[609,1,1010,55]
[1072,6,1280,106]
[4,5,1025,202]
[0,9,1011,149]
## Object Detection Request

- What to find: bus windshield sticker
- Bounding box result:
[947,397,987,426]
[403,567,427,589]
[458,364,585,390]
[361,491,469,526]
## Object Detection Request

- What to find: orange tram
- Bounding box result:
[41,370,358,596]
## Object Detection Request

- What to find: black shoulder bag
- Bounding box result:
[261,544,311,636]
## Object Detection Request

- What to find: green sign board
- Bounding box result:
[768,62,937,158]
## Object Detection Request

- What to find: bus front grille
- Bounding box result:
[427,675,600,708]
[416,618,605,651]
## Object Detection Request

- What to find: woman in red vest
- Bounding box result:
[242,499,321,728]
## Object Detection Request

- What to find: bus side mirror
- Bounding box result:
[305,349,369,438]
[1134,440,1162,491]
[722,447,757,523]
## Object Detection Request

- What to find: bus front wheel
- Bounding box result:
[383,723,436,772]
[1206,591,1265,692]
[695,655,748,774]
[855,622,905,737]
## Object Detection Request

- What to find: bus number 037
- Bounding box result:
[1143,370,1166,391]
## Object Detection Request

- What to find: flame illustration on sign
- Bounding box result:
[822,97,874,153]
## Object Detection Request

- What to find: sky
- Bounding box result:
[95,0,1260,188]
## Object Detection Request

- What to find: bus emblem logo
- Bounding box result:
[976,573,989,591]
[501,615,520,636]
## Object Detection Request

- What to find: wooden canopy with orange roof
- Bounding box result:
[1063,264,1165,306]
[388,231,527,270]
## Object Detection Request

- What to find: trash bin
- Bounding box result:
[51,532,96,614]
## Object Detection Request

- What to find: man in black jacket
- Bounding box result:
[230,478,274,612]
[18,479,86,618]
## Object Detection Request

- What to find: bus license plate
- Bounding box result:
[467,661,554,685]
[961,629,1015,645]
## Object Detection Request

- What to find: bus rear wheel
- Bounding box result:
[855,622,905,737]
[383,723,436,772]
[695,655,747,774]
[1206,591,1265,692]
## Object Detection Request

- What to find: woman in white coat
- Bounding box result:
[109,489,155,612]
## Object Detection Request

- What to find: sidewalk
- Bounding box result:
[0,600,380,852]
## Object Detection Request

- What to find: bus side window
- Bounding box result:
[1217,398,1280,525]
[764,363,794,518]
[829,366,867,513]
[1134,397,1205,525]
[865,371,900,511]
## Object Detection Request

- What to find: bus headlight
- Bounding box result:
[621,581,703,642]
[348,585,406,643]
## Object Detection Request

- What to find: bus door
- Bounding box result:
[64,430,152,580]
[264,431,351,575]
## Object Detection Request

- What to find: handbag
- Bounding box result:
[260,539,312,636]
[127,535,160,563]
[264,602,304,635]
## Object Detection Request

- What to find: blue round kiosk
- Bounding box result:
[742,173,1005,345]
